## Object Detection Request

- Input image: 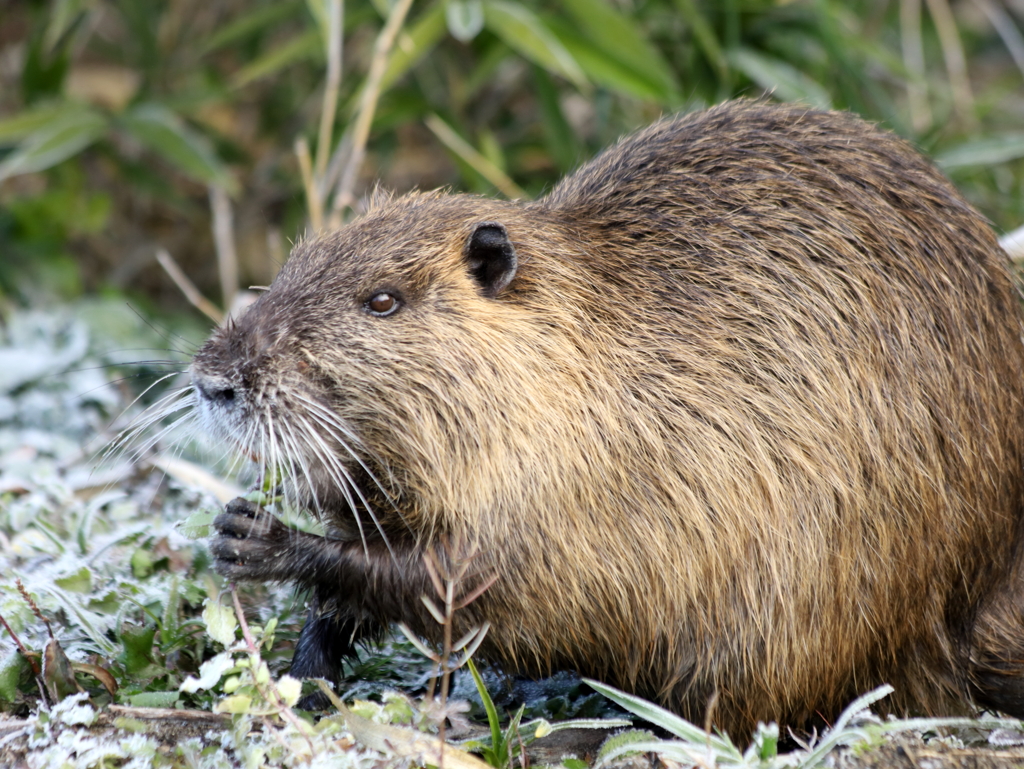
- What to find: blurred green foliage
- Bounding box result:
[0,0,1022,311]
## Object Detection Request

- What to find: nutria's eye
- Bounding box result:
[367,292,400,316]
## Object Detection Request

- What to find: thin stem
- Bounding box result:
[0,612,39,674]
[923,0,975,125]
[229,586,314,752]
[425,114,529,200]
[209,184,238,313]
[900,0,931,133]
[315,0,344,183]
[295,136,323,232]
[156,249,224,325]
[329,0,415,227]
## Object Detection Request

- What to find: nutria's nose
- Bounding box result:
[192,372,237,406]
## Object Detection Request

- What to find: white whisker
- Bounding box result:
[293,393,398,507]
[104,387,195,459]
[290,411,375,556]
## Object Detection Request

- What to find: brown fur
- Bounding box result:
[191,100,1024,737]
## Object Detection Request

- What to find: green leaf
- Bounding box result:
[120,623,158,677]
[381,4,448,91]
[424,114,528,199]
[595,729,658,764]
[261,616,278,650]
[533,66,577,172]
[179,651,236,693]
[42,585,119,655]
[161,575,181,642]
[177,510,216,539]
[230,29,323,88]
[0,101,88,144]
[118,103,236,192]
[582,678,740,757]
[559,0,678,99]
[467,658,504,765]
[131,546,155,579]
[0,107,106,182]
[54,566,93,593]
[483,1,588,91]
[44,0,89,54]
[202,599,238,647]
[754,721,779,759]
[727,47,832,110]
[549,22,669,101]
[215,693,253,714]
[305,0,329,37]
[22,24,70,102]
[0,650,30,705]
[937,134,1024,169]
[447,0,485,42]
[277,675,302,707]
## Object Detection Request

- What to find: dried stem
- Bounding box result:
[328,0,415,227]
[156,248,224,324]
[900,0,931,132]
[229,585,314,752]
[423,541,494,704]
[0,611,39,675]
[16,579,52,640]
[923,0,975,125]
[295,136,322,232]
[425,114,529,200]
[440,563,455,709]
[315,0,344,183]
[322,126,353,201]
[265,226,285,280]
[209,184,239,313]
[516,727,529,769]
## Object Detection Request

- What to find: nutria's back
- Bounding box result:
[194,100,1024,737]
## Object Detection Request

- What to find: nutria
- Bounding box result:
[190,100,1024,737]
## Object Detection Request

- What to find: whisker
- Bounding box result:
[107,374,192,434]
[298,408,403,540]
[73,374,180,403]
[277,416,324,521]
[114,410,199,469]
[292,393,398,505]
[102,389,196,462]
[290,411,367,547]
[291,410,401,562]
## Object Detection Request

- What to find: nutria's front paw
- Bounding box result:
[210,497,298,581]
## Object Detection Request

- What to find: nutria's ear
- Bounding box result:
[465,222,517,297]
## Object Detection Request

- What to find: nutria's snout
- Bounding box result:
[192,99,1024,739]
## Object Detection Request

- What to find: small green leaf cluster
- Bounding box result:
[463,659,629,769]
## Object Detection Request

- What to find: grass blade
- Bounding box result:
[483,0,588,92]
[582,678,741,758]
[0,107,106,182]
[728,47,832,109]
[119,103,236,192]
